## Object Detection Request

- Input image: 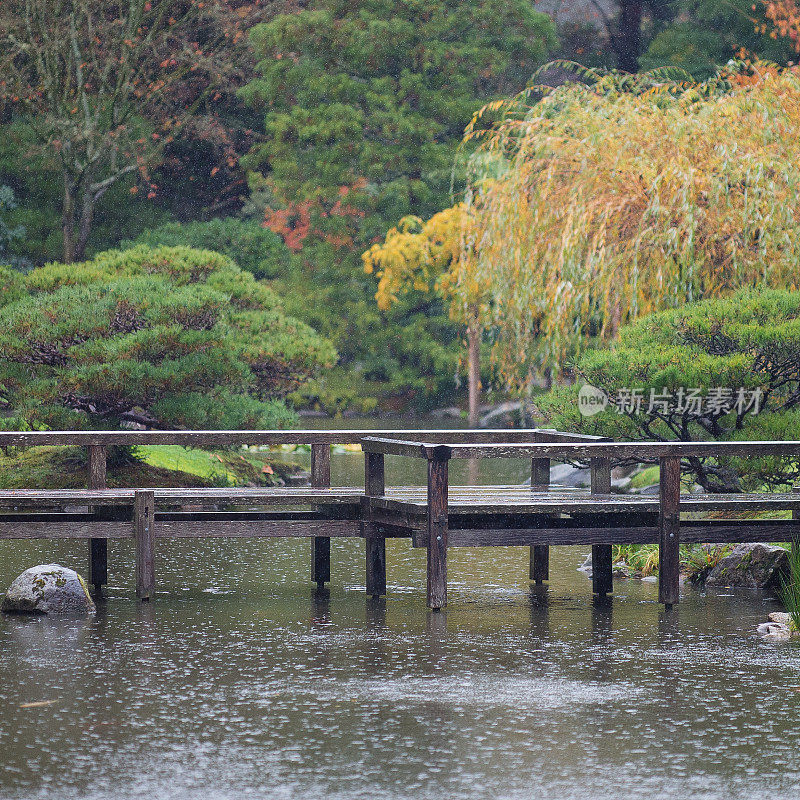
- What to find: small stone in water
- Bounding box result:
[757,621,792,641]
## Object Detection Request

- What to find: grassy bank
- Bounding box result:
[613,543,736,581]
[0,445,304,490]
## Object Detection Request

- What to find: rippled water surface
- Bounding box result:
[1,441,800,799]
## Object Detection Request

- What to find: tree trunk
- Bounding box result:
[467,320,480,428]
[61,172,97,263]
[74,186,96,263]
[616,0,643,72]
[62,176,77,264]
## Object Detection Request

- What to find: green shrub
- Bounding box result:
[0,245,336,430]
[539,287,800,492]
[123,217,292,280]
[780,542,800,632]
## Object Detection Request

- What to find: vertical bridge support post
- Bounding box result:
[364,452,386,597]
[530,457,550,584]
[134,490,155,601]
[87,444,107,597]
[659,456,681,608]
[311,443,331,588]
[426,447,450,611]
[591,457,613,597]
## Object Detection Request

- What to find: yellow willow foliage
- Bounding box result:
[362,204,485,323]
[459,64,800,389]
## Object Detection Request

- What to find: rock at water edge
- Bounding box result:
[704,543,789,589]
[2,564,95,614]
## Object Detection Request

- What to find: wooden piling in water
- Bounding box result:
[364,452,386,597]
[529,457,550,584]
[87,444,108,596]
[591,457,613,597]
[658,456,681,608]
[427,451,449,610]
[311,443,331,588]
[134,490,155,601]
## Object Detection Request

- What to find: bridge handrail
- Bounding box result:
[360,437,800,461]
[0,428,606,448]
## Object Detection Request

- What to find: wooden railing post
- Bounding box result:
[364,452,386,597]
[530,457,550,584]
[134,490,155,601]
[591,457,613,597]
[311,443,331,588]
[87,444,107,596]
[659,456,681,608]
[427,451,450,610]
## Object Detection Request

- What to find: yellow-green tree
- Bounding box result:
[363,204,488,425]
[459,63,800,391]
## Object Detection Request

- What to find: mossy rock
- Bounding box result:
[705,544,789,589]
[2,564,95,614]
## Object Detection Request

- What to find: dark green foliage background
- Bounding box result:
[238,0,557,410]
[1,1,797,415]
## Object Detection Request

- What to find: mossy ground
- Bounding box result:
[629,465,660,490]
[0,445,304,489]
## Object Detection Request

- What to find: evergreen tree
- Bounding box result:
[239,0,556,410]
[538,287,800,492]
[642,0,796,77]
[0,246,335,430]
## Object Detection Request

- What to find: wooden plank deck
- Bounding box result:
[374,487,800,515]
[2,485,798,516]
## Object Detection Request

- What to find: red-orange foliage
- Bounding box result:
[263,180,367,252]
[264,201,313,252]
[764,0,800,51]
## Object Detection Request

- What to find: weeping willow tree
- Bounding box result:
[453,62,800,391]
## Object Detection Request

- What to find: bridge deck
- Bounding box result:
[1,429,798,609]
[1,485,797,515]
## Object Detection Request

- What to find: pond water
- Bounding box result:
[273,415,535,487]
[2,422,800,799]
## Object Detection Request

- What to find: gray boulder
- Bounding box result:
[550,464,591,489]
[757,621,792,640]
[705,543,789,589]
[2,564,95,614]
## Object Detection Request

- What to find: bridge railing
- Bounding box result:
[0,428,603,596]
[359,437,800,460]
[360,437,800,609]
[0,428,607,448]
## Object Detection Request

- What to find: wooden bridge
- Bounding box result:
[0,429,798,610]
